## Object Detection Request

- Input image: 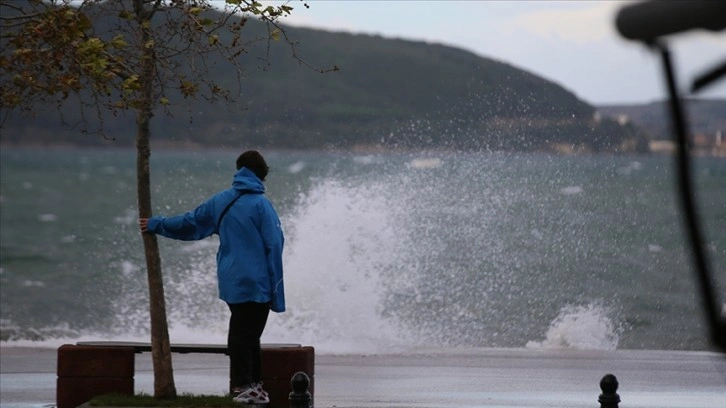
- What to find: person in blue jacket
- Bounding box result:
[139,150,284,404]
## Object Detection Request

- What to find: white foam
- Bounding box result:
[119,260,140,277]
[37,214,57,222]
[113,207,137,225]
[525,303,620,350]
[352,155,380,165]
[60,235,76,243]
[408,157,442,169]
[560,186,583,195]
[21,280,46,288]
[287,161,306,174]
[617,161,643,175]
[261,179,411,354]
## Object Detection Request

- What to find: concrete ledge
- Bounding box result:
[262,345,315,402]
[57,343,314,408]
[57,345,135,408]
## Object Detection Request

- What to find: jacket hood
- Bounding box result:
[232,167,265,193]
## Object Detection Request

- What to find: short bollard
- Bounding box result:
[289,371,312,408]
[598,373,620,408]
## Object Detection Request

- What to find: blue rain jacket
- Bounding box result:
[147,167,285,312]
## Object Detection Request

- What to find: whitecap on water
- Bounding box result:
[37,214,57,222]
[353,155,378,165]
[560,186,583,195]
[287,161,306,174]
[113,208,136,225]
[21,280,46,288]
[525,303,620,350]
[119,260,140,277]
[408,158,442,169]
[617,161,643,175]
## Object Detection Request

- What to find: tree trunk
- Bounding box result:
[136,5,177,398]
[136,137,176,399]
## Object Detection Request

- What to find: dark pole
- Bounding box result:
[598,374,620,408]
[289,371,312,408]
[657,42,726,351]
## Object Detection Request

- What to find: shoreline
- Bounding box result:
[2,141,724,157]
[2,343,723,357]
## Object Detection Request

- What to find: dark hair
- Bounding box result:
[236,150,269,181]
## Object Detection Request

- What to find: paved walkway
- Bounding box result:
[1,346,725,407]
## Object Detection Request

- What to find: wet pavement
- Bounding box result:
[1,346,725,407]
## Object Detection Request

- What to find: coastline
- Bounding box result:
[2,140,724,157]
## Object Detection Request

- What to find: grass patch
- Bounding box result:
[89,393,242,407]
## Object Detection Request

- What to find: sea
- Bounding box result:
[1,147,724,354]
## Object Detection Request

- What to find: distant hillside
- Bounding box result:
[597,99,726,140]
[1,9,646,153]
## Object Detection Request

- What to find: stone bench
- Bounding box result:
[57,341,314,408]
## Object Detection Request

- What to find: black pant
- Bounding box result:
[227,302,270,388]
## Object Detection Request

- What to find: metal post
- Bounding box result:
[656,42,726,351]
[598,374,620,408]
[289,371,312,408]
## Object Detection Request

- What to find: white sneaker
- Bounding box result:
[232,383,270,404]
[253,382,269,399]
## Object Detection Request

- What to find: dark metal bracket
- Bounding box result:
[616,0,726,352]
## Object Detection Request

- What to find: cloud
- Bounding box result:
[507,1,623,44]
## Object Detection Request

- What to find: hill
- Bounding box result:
[597,99,725,155]
[1,10,646,153]
[597,98,726,139]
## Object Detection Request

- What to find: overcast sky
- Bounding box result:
[259,0,726,106]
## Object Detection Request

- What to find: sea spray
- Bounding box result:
[264,178,411,353]
[525,303,621,350]
[1,149,719,352]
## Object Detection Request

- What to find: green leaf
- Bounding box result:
[119,10,134,20]
[111,34,127,49]
[179,80,198,98]
[122,75,140,92]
